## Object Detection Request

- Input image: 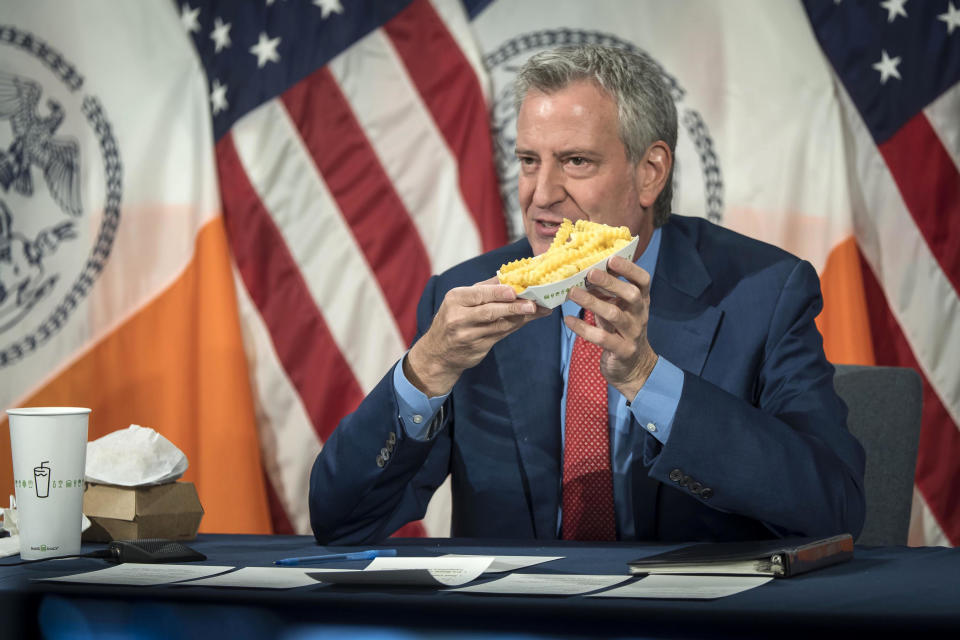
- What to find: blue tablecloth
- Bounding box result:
[2,535,958,638]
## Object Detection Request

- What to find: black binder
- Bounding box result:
[628,533,854,578]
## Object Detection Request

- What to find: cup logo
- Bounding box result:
[34,460,51,498]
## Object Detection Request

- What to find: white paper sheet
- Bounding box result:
[441,554,563,573]
[589,574,773,599]
[309,555,494,587]
[0,535,19,559]
[40,563,233,586]
[451,573,631,595]
[178,566,351,589]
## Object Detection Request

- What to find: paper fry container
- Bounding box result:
[502,235,639,309]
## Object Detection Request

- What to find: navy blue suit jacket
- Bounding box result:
[310,215,866,544]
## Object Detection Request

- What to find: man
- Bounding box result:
[309,45,866,544]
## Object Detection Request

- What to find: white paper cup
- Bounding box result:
[6,407,90,560]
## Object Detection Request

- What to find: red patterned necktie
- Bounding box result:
[562,310,616,540]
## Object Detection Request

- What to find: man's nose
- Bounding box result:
[531,162,565,209]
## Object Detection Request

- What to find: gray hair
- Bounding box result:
[514,45,677,227]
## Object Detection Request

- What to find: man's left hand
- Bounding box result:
[565,255,659,401]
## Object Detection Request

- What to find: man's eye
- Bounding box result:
[568,157,587,166]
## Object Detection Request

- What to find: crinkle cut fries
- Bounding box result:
[498,219,632,293]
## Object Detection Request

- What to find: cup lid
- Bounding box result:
[6,407,92,416]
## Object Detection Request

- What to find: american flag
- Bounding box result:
[181,0,506,535]
[803,0,960,545]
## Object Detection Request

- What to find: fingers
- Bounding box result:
[462,307,548,342]
[588,257,649,300]
[440,284,545,342]
[563,311,630,357]
[571,259,650,315]
[565,258,651,356]
[607,255,652,289]
[454,282,530,308]
[568,280,634,329]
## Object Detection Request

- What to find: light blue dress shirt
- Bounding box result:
[393,227,684,538]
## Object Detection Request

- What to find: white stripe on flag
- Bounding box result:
[329,29,483,274]
[232,99,406,393]
[233,268,319,534]
[428,0,492,102]
[909,487,950,547]
[839,89,960,429]
[423,474,453,537]
[924,82,960,175]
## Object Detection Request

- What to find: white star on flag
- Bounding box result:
[210,17,232,53]
[872,49,902,83]
[880,0,908,23]
[210,79,228,115]
[250,32,281,68]
[313,0,344,19]
[939,2,960,34]
[180,3,201,33]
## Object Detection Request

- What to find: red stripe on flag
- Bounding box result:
[392,521,427,538]
[282,69,430,344]
[263,467,295,535]
[385,0,508,252]
[217,133,365,443]
[878,112,960,296]
[859,247,960,545]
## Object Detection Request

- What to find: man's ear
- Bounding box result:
[635,141,672,209]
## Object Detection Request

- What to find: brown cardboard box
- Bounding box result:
[82,481,204,542]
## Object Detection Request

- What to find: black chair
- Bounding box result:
[833,364,922,546]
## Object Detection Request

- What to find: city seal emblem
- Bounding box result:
[0,25,122,367]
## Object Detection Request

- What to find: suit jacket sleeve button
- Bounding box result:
[669,469,683,482]
[376,455,385,468]
[700,488,713,499]
[388,431,397,445]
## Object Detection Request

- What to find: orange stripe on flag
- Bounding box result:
[816,236,876,366]
[1,218,271,534]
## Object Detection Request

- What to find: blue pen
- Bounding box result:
[274,548,397,566]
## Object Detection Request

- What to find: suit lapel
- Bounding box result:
[648,223,722,376]
[493,308,563,539]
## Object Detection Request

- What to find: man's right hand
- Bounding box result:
[404,277,552,397]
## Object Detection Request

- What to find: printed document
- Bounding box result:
[590,574,773,599]
[309,555,494,587]
[179,566,352,589]
[451,573,631,595]
[41,563,233,586]
[441,554,562,573]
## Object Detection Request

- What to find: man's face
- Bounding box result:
[516,80,652,256]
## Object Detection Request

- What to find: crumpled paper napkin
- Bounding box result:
[1,495,18,536]
[85,424,188,486]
